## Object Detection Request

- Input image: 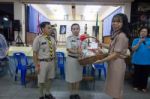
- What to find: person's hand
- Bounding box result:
[77,48,82,54]
[94,60,103,64]
[139,37,145,44]
[97,47,103,54]
[35,64,40,74]
[77,48,83,58]
[99,43,103,48]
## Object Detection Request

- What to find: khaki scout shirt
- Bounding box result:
[33,35,55,59]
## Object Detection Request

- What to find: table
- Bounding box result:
[8,46,33,57]
[8,46,68,57]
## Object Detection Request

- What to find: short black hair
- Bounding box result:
[39,22,51,29]
[71,23,80,30]
[138,26,149,33]
[138,26,149,37]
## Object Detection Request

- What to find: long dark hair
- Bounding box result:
[110,13,130,38]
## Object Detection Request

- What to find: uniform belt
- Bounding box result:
[0,57,8,61]
[39,58,54,62]
[68,55,78,59]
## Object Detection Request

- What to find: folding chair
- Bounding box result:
[56,52,65,79]
[13,52,35,86]
[92,63,106,80]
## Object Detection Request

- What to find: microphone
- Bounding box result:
[141,36,146,45]
[143,41,146,45]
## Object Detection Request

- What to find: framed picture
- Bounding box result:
[59,25,66,34]
[92,26,99,38]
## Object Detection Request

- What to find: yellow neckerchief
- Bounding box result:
[44,35,54,58]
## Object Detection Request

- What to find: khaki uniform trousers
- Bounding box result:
[38,60,55,84]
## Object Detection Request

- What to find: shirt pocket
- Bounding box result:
[71,41,78,49]
[40,41,48,52]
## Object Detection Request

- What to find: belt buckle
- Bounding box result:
[47,58,53,62]
[50,58,53,61]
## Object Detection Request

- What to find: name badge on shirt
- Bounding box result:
[41,42,47,45]
[71,40,76,42]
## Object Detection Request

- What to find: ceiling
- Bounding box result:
[31,4,121,21]
[20,0,134,4]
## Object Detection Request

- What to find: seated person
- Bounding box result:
[0,33,9,75]
[0,33,8,61]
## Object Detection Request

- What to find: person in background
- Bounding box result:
[65,23,82,99]
[0,33,8,59]
[50,27,58,75]
[0,32,9,75]
[131,26,150,92]
[50,27,57,44]
[33,22,56,99]
[94,13,130,99]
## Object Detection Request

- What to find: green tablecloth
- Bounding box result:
[8,46,33,57]
[8,46,67,57]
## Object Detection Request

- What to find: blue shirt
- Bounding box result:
[131,37,150,65]
[0,34,8,59]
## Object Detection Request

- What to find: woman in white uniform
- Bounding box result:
[65,23,82,99]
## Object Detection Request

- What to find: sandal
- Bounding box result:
[141,89,147,93]
[133,87,139,91]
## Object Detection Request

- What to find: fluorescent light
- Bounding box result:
[3,17,8,21]
[84,6,101,13]
[83,5,101,20]
[46,4,66,20]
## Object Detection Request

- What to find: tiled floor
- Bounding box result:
[0,75,150,99]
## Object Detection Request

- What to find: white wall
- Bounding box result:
[123,3,131,22]
[11,1,131,44]
[50,20,102,41]
[14,1,25,43]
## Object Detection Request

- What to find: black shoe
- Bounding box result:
[70,95,76,99]
[74,94,80,99]
[45,94,55,99]
[39,96,44,99]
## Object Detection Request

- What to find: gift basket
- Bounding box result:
[78,34,108,66]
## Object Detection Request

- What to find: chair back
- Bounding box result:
[93,63,105,69]
[92,63,106,80]
[13,52,28,69]
[56,52,65,67]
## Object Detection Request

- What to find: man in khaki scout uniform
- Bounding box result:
[33,22,56,99]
